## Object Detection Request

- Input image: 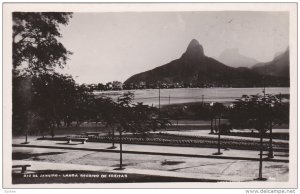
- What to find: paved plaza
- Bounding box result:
[12,135,289,182]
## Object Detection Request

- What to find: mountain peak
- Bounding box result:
[188,39,200,47]
[124,39,289,87]
[182,39,205,59]
[218,48,259,68]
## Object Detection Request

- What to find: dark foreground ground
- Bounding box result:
[12,170,217,184]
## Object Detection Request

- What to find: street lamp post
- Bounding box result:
[268,103,274,158]
[209,102,214,134]
[215,113,223,155]
[158,81,161,111]
[218,115,221,153]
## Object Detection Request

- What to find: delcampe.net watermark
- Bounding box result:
[245,189,296,194]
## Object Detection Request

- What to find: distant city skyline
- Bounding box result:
[59,11,289,84]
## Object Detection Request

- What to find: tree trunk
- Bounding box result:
[51,127,55,139]
[210,118,214,134]
[218,117,221,132]
[56,120,61,128]
[119,131,123,169]
[41,129,45,139]
[76,120,80,127]
[25,129,28,144]
[25,111,30,143]
[218,117,221,154]
[217,117,222,155]
[112,127,116,148]
[258,128,264,180]
[268,121,274,158]
[214,118,217,133]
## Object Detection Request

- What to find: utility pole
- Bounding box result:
[216,115,222,155]
[158,82,161,111]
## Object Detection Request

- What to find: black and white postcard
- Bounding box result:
[2,3,298,189]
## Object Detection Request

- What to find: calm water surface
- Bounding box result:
[95,87,289,106]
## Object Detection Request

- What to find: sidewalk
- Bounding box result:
[12,138,289,163]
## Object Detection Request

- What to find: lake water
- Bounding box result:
[95,87,290,106]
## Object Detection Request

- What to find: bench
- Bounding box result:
[12,165,31,173]
[66,137,88,144]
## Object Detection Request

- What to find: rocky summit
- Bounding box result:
[124,39,289,88]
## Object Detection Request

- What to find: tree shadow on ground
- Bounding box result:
[56,142,80,145]
[110,163,135,168]
[106,146,117,149]
[274,153,289,157]
[168,161,233,171]
[12,152,65,160]
[265,164,285,169]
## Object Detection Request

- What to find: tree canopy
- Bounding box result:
[12,12,73,76]
[229,94,289,131]
[101,92,170,135]
[12,12,75,136]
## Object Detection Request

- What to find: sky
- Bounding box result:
[59,11,289,84]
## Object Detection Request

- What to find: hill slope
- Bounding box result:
[124,40,288,88]
[252,48,289,78]
[218,48,259,68]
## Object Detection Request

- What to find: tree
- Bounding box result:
[31,73,77,137]
[166,107,184,126]
[12,75,32,143]
[188,102,211,120]
[107,92,170,169]
[12,12,73,142]
[98,97,119,148]
[12,72,80,139]
[13,12,72,76]
[261,94,289,158]
[210,102,226,155]
[72,84,95,127]
[229,94,289,180]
